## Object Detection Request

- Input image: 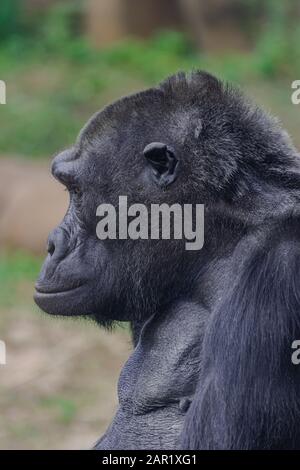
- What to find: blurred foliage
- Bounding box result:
[0,1,299,157]
[253,0,300,78]
[0,0,21,41]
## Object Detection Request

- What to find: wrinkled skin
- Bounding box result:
[35,72,300,449]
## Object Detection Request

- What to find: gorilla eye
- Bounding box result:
[68,183,83,198]
[73,186,82,196]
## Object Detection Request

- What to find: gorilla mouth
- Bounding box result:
[35,282,84,295]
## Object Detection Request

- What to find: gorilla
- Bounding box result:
[34,71,300,450]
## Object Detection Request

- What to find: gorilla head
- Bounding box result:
[34,71,298,327]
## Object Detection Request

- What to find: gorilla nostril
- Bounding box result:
[46,228,69,260]
[47,239,55,256]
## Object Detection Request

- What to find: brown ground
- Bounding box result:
[0,283,131,450]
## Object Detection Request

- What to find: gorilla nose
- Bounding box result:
[47,227,69,260]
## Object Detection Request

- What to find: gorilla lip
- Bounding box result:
[34,282,84,295]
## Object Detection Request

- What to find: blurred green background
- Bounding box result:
[0,0,299,449]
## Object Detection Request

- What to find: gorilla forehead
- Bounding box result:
[78,87,165,150]
[76,71,224,152]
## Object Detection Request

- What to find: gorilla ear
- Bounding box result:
[143,142,179,187]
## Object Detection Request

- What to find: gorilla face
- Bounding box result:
[34,82,197,325]
[34,145,114,321]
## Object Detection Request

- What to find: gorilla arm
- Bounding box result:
[181,220,300,450]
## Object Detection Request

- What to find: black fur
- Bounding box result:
[35,71,300,449]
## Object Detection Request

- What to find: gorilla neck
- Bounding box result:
[97,300,208,449]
